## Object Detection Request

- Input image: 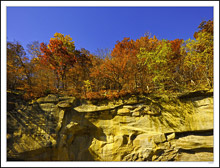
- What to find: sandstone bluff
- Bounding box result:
[7,90,213,161]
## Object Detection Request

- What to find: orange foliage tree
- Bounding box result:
[7,41,31,91]
[39,33,76,89]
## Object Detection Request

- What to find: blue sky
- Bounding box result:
[7,7,213,54]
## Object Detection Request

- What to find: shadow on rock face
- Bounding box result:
[54,108,107,161]
[12,107,107,161]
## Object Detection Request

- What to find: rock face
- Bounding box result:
[7,90,214,161]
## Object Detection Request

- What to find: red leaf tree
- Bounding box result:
[39,33,76,89]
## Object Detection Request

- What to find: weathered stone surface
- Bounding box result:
[37,94,59,104]
[152,133,167,144]
[132,111,140,117]
[123,105,136,110]
[39,103,56,112]
[175,152,213,161]
[115,116,136,124]
[185,98,213,131]
[57,101,72,108]
[117,108,130,115]
[74,104,121,113]
[143,105,150,112]
[132,105,146,112]
[56,110,65,132]
[154,149,178,161]
[144,110,161,116]
[132,133,156,149]
[171,135,213,150]
[193,97,213,107]
[7,91,213,161]
[57,97,79,109]
[167,133,175,141]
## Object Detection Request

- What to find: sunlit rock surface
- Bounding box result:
[7,90,213,161]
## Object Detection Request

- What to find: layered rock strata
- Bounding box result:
[7,90,214,161]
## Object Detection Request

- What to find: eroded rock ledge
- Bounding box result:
[7,90,213,161]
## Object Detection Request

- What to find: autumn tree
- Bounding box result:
[194,20,213,39]
[7,41,31,91]
[39,33,76,90]
[89,54,105,92]
[26,41,56,97]
[137,39,173,90]
[26,41,41,87]
[181,26,213,89]
[107,38,140,91]
[66,48,93,94]
[134,35,159,92]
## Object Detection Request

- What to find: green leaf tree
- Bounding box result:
[137,40,173,90]
[181,31,213,89]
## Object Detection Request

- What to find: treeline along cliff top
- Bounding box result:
[7,20,213,100]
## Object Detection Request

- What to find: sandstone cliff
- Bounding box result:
[7,90,213,161]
